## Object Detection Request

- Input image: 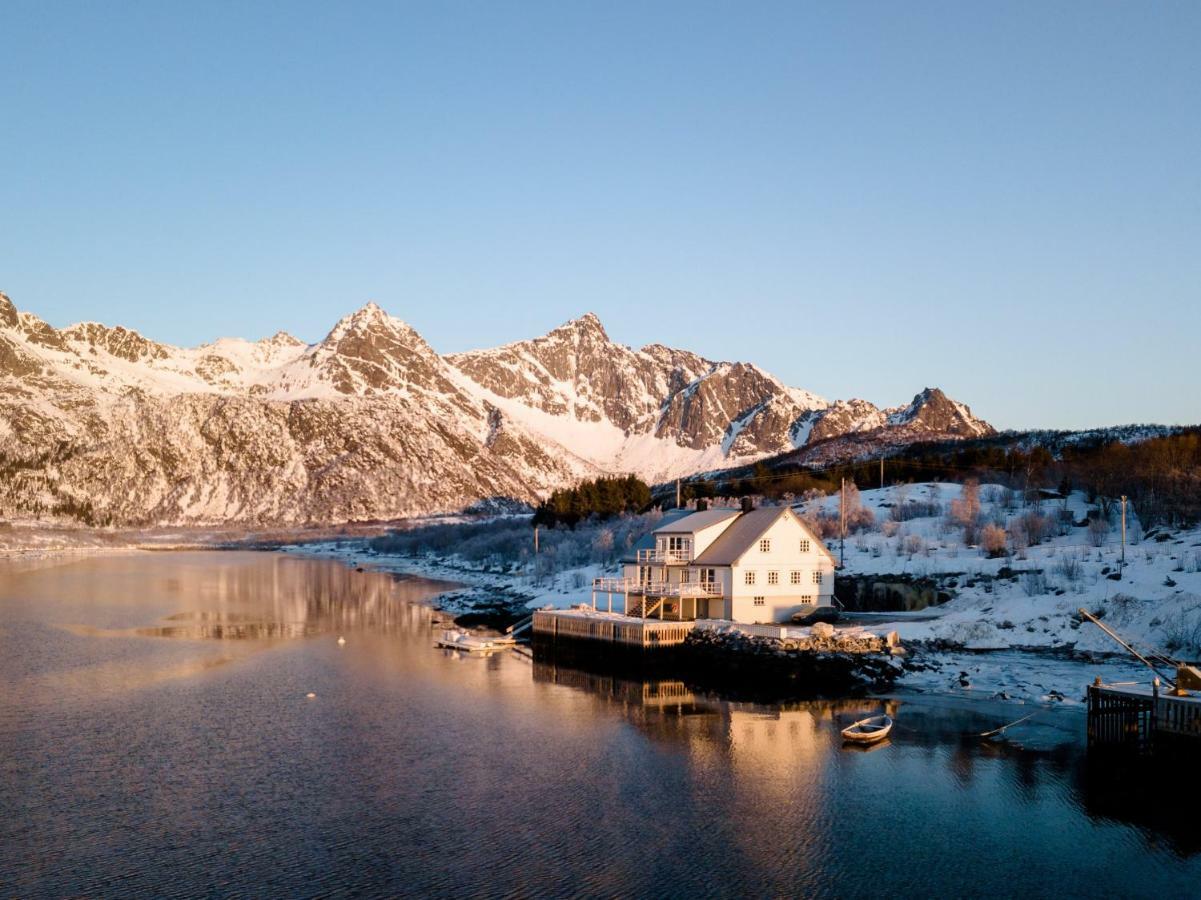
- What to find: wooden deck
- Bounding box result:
[532,609,696,648]
[1087,682,1201,754]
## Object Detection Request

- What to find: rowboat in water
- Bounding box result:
[841,715,893,744]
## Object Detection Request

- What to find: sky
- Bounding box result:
[1,1,1198,430]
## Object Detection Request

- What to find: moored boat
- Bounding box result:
[841,714,893,744]
[435,628,515,654]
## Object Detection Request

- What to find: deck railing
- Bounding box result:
[592,577,721,599]
[635,548,692,564]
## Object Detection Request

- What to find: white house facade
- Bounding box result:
[594,504,837,625]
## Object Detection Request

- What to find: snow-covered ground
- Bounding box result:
[801,482,1201,661]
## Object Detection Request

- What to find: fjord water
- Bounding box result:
[1,553,1197,898]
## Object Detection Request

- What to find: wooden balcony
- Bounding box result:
[592,577,721,599]
[635,548,692,565]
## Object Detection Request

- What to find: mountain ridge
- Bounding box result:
[0,292,993,525]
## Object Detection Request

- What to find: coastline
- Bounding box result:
[278,539,1155,711]
[0,524,1157,713]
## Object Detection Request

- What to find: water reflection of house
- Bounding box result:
[533,658,894,777]
[593,501,836,624]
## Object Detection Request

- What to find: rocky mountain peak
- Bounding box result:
[0,292,18,329]
[309,302,463,398]
[61,321,171,363]
[887,387,992,436]
[261,330,305,348]
[547,311,609,344]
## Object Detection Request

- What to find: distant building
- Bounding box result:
[595,503,836,624]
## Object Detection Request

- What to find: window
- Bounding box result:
[767,571,779,585]
[665,536,691,557]
[812,571,823,585]
[802,594,815,604]
[790,571,802,585]
[799,540,811,553]
[745,571,756,586]
[698,568,716,586]
[753,596,766,607]
[759,539,771,553]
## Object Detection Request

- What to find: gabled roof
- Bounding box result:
[652,508,740,535]
[692,506,836,566]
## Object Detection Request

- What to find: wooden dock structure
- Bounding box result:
[1087,681,1201,755]
[532,609,695,648]
[531,609,805,649]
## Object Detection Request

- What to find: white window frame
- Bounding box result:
[753,596,765,606]
[759,539,771,553]
[767,571,779,585]
[799,539,811,553]
[790,570,802,585]
[745,571,756,586]
[812,571,823,585]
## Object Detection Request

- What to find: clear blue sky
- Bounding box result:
[2,1,1198,430]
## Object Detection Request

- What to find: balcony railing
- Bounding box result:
[592,577,721,599]
[635,548,692,564]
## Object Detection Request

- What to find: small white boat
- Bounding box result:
[841,714,893,744]
[434,629,515,654]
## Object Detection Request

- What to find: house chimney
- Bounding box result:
[696,499,709,512]
[740,497,754,513]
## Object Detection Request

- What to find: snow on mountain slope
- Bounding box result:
[448,313,834,475]
[0,291,994,525]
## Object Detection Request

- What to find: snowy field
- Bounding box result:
[801,482,1201,661]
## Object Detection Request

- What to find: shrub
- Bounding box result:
[1019,511,1052,545]
[980,523,1007,557]
[949,478,981,528]
[1161,601,1201,658]
[1052,553,1083,583]
[1087,515,1110,547]
[1020,571,1048,596]
[890,500,942,522]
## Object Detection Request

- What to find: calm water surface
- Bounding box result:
[1,552,1198,898]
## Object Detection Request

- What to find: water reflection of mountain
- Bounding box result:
[137,557,446,641]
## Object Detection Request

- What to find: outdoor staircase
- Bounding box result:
[506,614,535,637]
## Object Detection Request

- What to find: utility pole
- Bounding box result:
[839,479,848,567]
[534,525,539,555]
[1120,495,1127,578]
[879,457,884,491]
[676,478,681,509]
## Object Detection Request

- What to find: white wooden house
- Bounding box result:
[594,503,837,625]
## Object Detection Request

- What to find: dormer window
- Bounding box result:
[759,539,771,553]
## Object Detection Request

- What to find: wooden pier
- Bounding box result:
[1087,681,1201,755]
[532,609,696,648]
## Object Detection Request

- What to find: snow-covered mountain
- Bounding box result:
[0,293,992,525]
